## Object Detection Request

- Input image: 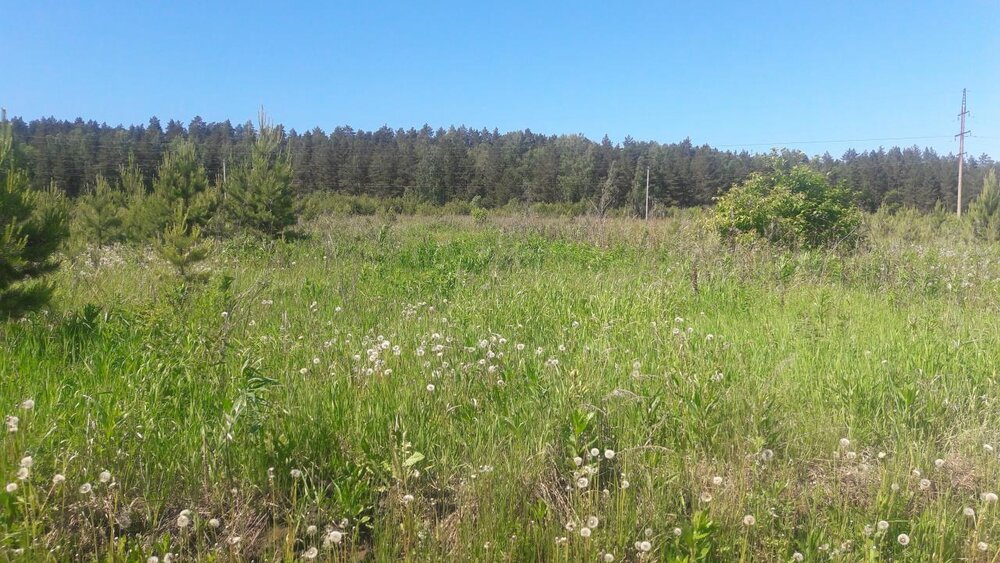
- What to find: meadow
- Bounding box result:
[3,210,1000,561]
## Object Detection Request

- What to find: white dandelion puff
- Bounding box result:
[177,514,190,528]
[99,470,111,483]
[20,399,34,410]
[919,478,931,490]
[743,515,756,526]
[897,533,910,546]
[792,552,803,562]
[79,483,92,494]
[587,516,599,528]
[402,494,415,503]
[580,527,591,538]
[604,449,615,459]
[290,469,303,479]
[876,520,889,531]
[712,475,723,486]
[5,482,17,493]
[52,474,65,485]
[209,518,221,529]
[302,546,318,559]
[964,507,975,517]
[19,456,32,468]
[603,553,614,562]
[638,540,652,552]
[700,492,713,503]
[576,477,589,489]
[934,458,945,469]
[978,542,988,552]
[16,467,29,480]
[981,492,998,503]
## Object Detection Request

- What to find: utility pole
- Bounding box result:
[644,166,650,220]
[956,88,971,217]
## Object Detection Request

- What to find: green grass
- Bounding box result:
[3,212,1000,561]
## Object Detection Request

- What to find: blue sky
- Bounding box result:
[3,1,999,157]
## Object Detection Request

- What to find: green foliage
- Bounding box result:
[714,164,862,248]
[73,175,124,247]
[223,111,296,237]
[969,169,1000,241]
[0,122,69,317]
[155,206,211,281]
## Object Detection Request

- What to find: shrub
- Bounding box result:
[713,164,862,249]
[969,169,1000,241]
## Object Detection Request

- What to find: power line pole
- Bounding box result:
[644,166,650,220]
[956,88,971,217]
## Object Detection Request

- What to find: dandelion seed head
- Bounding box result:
[919,478,931,490]
[79,483,92,494]
[934,458,945,469]
[303,546,318,559]
[20,399,34,410]
[621,479,630,489]
[16,467,29,480]
[604,449,615,459]
[877,520,889,531]
[792,552,804,562]
[897,533,910,546]
[324,530,344,547]
[5,482,17,493]
[978,542,988,552]
[981,492,998,503]
[402,493,414,503]
[52,474,65,485]
[209,518,221,528]
[6,415,18,433]
[638,540,652,552]
[743,514,756,526]
[426,384,435,392]
[290,469,303,479]
[985,444,995,454]
[19,456,32,468]
[644,528,653,538]
[177,514,190,528]
[587,516,599,528]
[580,527,591,538]
[576,477,589,489]
[673,527,682,537]
[99,470,111,483]
[700,492,712,503]
[604,554,614,562]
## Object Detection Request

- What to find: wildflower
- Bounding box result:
[638,540,652,552]
[877,520,889,531]
[621,479,630,489]
[978,542,988,552]
[306,525,317,536]
[712,476,723,486]
[402,494,414,503]
[6,415,18,433]
[604,449,615,459]
[700,492,712,503]
[743,515,756,527]
[645,528,653,538]
[604,554,615,562]
[16,467,29,480]
[890,483,900,492]
[177,513,190,528]
[290,469,303,479]
[761,449,774,461]
[228,536,242,545]
[981,492,998,503]
[426,384,435,392]
[584,516,599,528]
[590,448,600,457]
[5,482,17,493]
[79,483,92,494]
[580,527,592,538]
[19,456,32,468]
[919,478,931,490]
[877,451,886,459]
[934,458,945,469]
[209,518,221,528]
[99,470,111,483]
[148,557,159,563]
[573,456,583,466]
[576,477,589,489]
[897,533,910,546]
[863,524,873,536]
[912,469,921,477]
[792,553,804,562]
[303,546,318,559]
[673,527,682,536]
[845,451,857,461]
[516,343,525,351]
[52,474,65,485]
[20,399,34,410]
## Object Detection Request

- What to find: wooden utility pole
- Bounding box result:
[956,88,970,217]
[644,166,650,220]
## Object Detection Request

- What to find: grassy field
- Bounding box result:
[3,211,1000,561]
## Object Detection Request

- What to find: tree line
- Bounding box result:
[6,114,997,213]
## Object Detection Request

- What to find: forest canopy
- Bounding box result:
[6,115,995,213]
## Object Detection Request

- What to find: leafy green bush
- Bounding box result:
[713,164,862,248]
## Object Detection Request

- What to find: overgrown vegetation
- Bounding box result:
[3,211,1000,561]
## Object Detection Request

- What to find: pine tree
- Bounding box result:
[75,175,124,248]
[969,169,1000,241]
[0,119,69,317]
[156,205,210,282]
[223,110,295,237]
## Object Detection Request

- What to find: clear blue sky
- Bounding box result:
[3,1,999,158]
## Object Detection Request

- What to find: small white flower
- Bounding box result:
[919,478,931,490]
[700,492,712,503]
[5,482,17,493]
[587,516,599,528]
[20,399,34,410]
[603,553,614,562]
[19,456,32,468]
[147,557,159,563]
[426,384,435,392]
[306,525,317,536]
[890,483,900,492]
[638,540,652,552]
[673,527,682,537]
[209,518,221,528]
[712,476,723,486]
[792,552,804,562]
[877,520,889,531]
[177,514,190,528]
[621,479,629,489]
[978,542,988,552]
[302,546,318,559]
[981,492,998,503]
[576,477,589,489]
[589,448,600,457]
[743,514,756,527]
[324,530,344,547]
[897,533,910,546]
[845,451,857,460]
[99,470,112,483]
[52,474,65,485]
[402,494,414,503]
[79,483,92,494]
[964,507,975,517]
[604,449,615,459]
[934,458,945,469]
[573,456,583,466]
[16,467,29,480]
[580,527,592,538]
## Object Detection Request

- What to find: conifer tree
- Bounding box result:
[75,175,124,248]
[969,169,1000,241]
[0,118,69,317]
[224,110,296,237]
[156,205,210,282]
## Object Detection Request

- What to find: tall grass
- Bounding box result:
[2,211,1000,561]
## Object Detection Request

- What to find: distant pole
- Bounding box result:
[644,166,650,220]
[1,107,6,122]
[222,157,227,184]
[956,88,970,217]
